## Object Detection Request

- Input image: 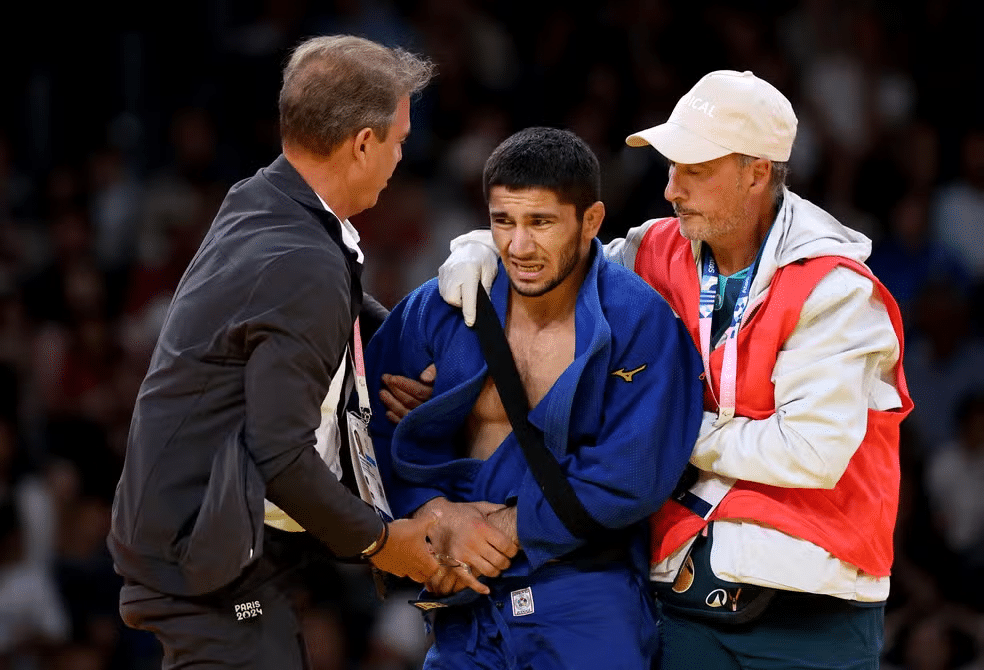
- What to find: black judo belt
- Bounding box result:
[473,285,627,553]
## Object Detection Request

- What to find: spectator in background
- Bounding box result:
[925,390,984,603]
[18,206,108,329]
[904,281,984,454]
[894,120,940,198]
[932,128,984,337]
[799,4,915,235]
[299,607,348,670]
[136,106,226,290]
[0,284,30,403]
[882,609,984,670]
[397,104,510,301]
[867,193,971,323]
[35,266,121,427]
[362,591,431,670]
[86,145,143,285]
[0,133,33,225]
[932,129,984,283]
[0,410,57,570]
[0,496,70,665]
[47,642,110,670]
[350,175,432,309]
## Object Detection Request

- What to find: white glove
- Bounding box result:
[438,229,499,327]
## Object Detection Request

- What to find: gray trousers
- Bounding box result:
[119,538,313,669]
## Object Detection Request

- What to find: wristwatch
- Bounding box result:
[360,522,389,559]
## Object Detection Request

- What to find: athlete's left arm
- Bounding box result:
[689,267,902,488]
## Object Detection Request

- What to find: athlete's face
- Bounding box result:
[488,186,603,297]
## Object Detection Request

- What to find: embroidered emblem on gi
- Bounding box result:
[411,601,448,611]
[511,587,534,617]
[671,555,695,593]
[705,589,728,608]
[611,364,647,382]
[234,600,263,620]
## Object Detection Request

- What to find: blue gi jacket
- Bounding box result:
[365,239,703,575]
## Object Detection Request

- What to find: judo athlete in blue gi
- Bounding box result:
[365,127,703,670]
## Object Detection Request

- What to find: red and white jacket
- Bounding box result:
[608,188,912,601]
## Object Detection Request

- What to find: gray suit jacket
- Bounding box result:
[109,155,385,596]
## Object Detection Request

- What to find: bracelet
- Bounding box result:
[360,522,389,559]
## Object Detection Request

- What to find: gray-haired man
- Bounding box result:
[110,35,454,668]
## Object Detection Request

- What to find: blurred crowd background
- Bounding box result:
[1,0,983,668]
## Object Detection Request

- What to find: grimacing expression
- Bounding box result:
[664,154,754,245]
[488,186,594,298]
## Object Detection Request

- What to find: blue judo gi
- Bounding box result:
[365,240,704,670]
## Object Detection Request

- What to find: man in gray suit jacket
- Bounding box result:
[110,35,460,669]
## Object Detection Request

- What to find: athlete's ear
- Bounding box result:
[582,201,605,240]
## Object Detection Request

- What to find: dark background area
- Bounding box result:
[1,1,983,668]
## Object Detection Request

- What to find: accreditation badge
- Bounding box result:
[346,410,393,519]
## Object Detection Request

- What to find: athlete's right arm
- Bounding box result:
[437,224,653,325]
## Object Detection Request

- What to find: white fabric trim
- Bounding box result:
[710,521,890,601]
[264,353,352,531]
[316,193,364,263]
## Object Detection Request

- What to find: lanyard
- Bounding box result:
[348,318,392,520]
[697,243,764,425]
[349,318,372,423]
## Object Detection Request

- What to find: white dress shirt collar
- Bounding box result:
[315,193,364,264]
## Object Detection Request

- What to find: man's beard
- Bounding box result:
[509,231,584,298]
[674,193,745,244]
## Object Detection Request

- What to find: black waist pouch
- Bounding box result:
[655,524,776,625]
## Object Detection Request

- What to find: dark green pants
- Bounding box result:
[658,591,884,670]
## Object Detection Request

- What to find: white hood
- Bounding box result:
[744,188,871,303]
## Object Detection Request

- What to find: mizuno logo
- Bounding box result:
[612,364,647,382]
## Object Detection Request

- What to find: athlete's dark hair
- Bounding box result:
[483,127,601,218]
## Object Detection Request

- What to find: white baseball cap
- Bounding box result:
[626,70,797,164]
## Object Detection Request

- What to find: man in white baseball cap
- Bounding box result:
[625,69,797,164]
[402,69,911,669]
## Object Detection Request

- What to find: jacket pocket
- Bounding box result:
[178,430,265,595]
